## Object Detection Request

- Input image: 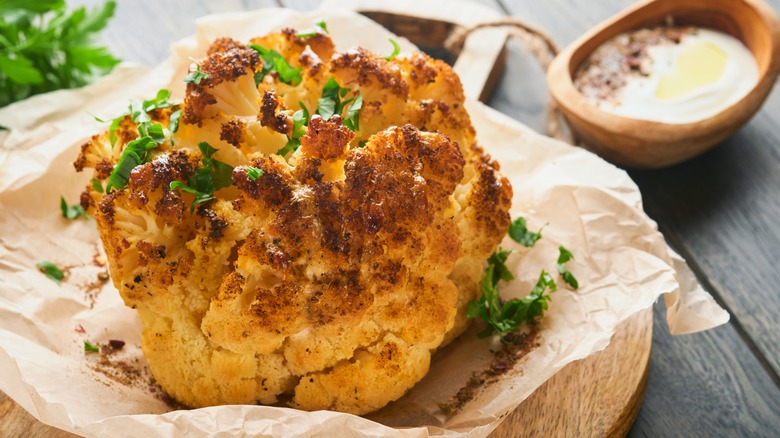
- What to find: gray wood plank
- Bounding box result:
[628,96,780,377]
[280,0,502,13]
[628,303,780,436]
[71,0,280,65]
[497,0,780,434]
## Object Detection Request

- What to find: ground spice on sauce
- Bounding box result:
[574,26,694,104]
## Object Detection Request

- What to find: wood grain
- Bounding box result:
[0,309,651,437]
[493,309,652,438]
[499,0,780,434]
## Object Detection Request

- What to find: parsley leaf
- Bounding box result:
[488,247,514,284]
[60,196,88,220]
[102,90,179,192]
[105,136,158,193]
[37,261,64,284]
[0,0,120,107]
[508,216,542,247]
[249,44,302,86]
[343,92,363,131]
[556,246,579,289]
[183,63,208,85]
[296,19,329,38]
[84,341,100,353]
[277,102,310,156]
[169,142,234,213]
[102,88,178,147]
[91,178,104,193]
[169,108,182,133]
[316,78,362,131]
[384,38,401,61]
[467,264,556,338]
[246,166,264,181]
[138,122,166,144]
[169,108,182,145]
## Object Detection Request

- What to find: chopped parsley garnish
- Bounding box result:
[169,108,182,145]
[277,102,310,156]
[60,196,88,220]
[91,178,104,193]
[246,166,264,181]
[384,38,401,61]
[103,88,178,147]
[169,142,234,213]
[488,247,514,284]
[84,341,100,353]
[508,216,542,247]
[467,257,557,338]
[102,89,179,193]
[105,136,158,193]
[317,77,350,120]
[358,140,368,148]
[250,44,302,86]
[466,216,578,338]
[37,261,64,284]
[316,78,363,132]
[343,92,363,131]
[556,246,579,289]
[169,108,182,133]
[138,120,166,143]
[183,63,208,85]
[296,19,329,38]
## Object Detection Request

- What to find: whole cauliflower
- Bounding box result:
[74,28,511,415]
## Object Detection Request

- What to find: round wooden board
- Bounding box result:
[0,308,652,437]
[493,307,653,437]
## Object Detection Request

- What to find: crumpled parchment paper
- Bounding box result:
[0,7,729,438]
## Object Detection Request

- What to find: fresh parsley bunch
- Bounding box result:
[0,0,120,107]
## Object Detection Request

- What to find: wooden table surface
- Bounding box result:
[4,0,780,436]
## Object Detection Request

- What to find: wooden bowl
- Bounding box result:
[547,0,780,168]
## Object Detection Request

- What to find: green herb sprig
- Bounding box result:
[37,261,64,284]
[508,217,542,247]
[277,102,310,156]
[556,246,579,289]
[384,38,401,61]
[183,63,208,85]
[100,89,179,193]
[250,44,302,86]
[466,216,580,338]
[296,19,328,38]
[169,142,234,212]
[0,0,120,108]
[84,341,100,353]
[246,166,264,181]
[60,196,87,220]
[315,78,363,132]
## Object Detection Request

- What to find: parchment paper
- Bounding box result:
[0,8,729,438]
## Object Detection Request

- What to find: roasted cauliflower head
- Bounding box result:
[74,28,512,415]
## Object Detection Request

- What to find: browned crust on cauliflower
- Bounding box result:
[73,28,512,416]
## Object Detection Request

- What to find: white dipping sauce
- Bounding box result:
[581,28,759,124]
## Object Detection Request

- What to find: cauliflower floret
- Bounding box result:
[73,29,512,415]
[75,107,177,214]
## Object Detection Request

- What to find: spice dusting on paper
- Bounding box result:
[439,326,540,416]
[85,340,156,390]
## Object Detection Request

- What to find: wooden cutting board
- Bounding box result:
[0,4,653,436]
[0,309,651,437]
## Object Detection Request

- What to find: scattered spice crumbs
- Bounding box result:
[438,325,541,416]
